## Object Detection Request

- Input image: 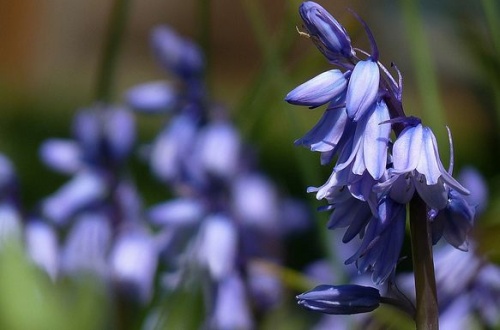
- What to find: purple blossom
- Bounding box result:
[285,69,348,107]
[299,1,355,61]
[296,284,381,315]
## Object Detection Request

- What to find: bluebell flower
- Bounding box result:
[196,215,238,281]
[285,69,348,107]
[125,81,177,114]
[39,139,82,174]
[25,219,59,281]
[60,212,112,277]
[299,1,355,61]
[296,284,381,315]
[381,122,469,210]
[109,227,158,303]
[212,273,253,330]
[294,102,352,155]
[288,2,478,289]
[345,60,380,121]
[41,170,107,224]
[151,25,204,80]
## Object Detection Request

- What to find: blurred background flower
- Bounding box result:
[0,0,499,329]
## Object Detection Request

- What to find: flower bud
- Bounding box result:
[296,284,381,315]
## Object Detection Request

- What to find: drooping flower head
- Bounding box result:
[287,1,476,292]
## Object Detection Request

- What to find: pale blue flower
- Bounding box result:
[296,284,381,315]
[285,69,348,107]
[125,81,177,113]
[345,60,380,122]
[299,1,355,61]
[110,228,158,303]
[151,25,204,79]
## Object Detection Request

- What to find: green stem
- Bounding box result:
[409,195,439,330]
[95,0,131,103]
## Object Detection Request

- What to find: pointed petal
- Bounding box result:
[345,60,380,121]
[286,70,347,107]
[392,124,423,173]
[294,107,348,152]
[362,101,391,179]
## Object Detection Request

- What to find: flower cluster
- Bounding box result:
[0,24,309,329]
[287,1,474,287]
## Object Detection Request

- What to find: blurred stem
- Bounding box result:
[480,0,500,141]
[409,195,439,330]
[197,0,211,90]
[481,0,500,54]
[95,0,131,103]
[400,0,446,146]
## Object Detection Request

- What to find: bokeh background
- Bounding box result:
[0,0,499,329]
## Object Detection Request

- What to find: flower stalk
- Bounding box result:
[409,194,439,329]
[95,0,131,103]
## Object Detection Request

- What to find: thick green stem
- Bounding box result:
[95,0,131,103]
[409,195,439,329]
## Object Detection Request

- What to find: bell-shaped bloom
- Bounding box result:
[294,104,352,154]
[0,202,22,246]
[71,107,136,166]
[299,1,354,61]
[197,215,238,280]
[25,220,59,281]
[285,69,347,107]
[39,139,82,174]
[110,229,158,303]
[296,284,381,315]
[345,197,406,284]
[42,171,107,224]
[430,189,475,250]
[193,121,241,180]
[345,60,380,121]
[101,107,136,164]
[211,273,253,330]
[231,174,279,232]
[125,81,177,113]
[335,100,390,180]
[151,25,204,79]
[149,114,198,182]
[60,213,112,277]
[148,198,204,227]
[382,123,469,210]
[458,166,489,215]
[0,153,17,193]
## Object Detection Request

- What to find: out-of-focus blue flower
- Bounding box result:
[148,114,199,183]
[110,228,158,303]
[299,1,355,61]
[458,166,488,214]
[285,69,348,107]
[297,284,381,315]
[196,215,238,281]
[151,25,204,80]
[125,81,177,113]
[148,198,204,227]
[211,273,253,330]
[60,212,112,277]
[39,139,82,174]
[41,171,107,224]
[193,120,241,180]
[231,173,279,232]
[0,202,22,246]
[25,220,59,281]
